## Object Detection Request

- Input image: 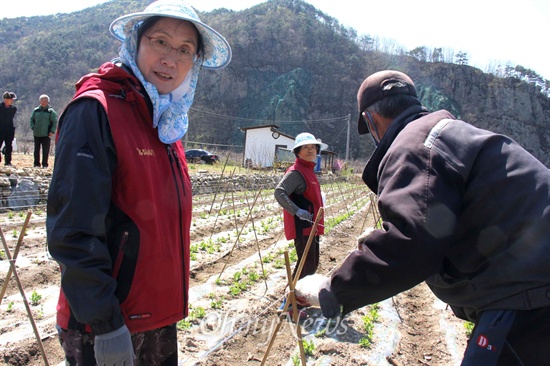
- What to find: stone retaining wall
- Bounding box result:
[0,167,348,210]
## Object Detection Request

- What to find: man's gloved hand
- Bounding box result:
[94,324,134,366]
[294,273,328,307]
[295,209,313,221]
[319,276,341,319]
[357,227,375,251]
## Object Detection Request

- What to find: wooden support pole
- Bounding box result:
[0,210,32,304]
[0,218,49,366]
[260,207,324,365]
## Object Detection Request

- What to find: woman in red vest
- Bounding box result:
[46,1,231,365]
[274,132,326,317]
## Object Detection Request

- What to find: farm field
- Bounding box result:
[0,157,469,365]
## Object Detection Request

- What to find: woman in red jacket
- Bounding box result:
[46,1,231,365]
[274,132,326,317]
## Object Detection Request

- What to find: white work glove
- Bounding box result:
[293,274,327,307]
[295,274,341,318]
[94,325,134,366]
[357,227,376,251]
[295,209,313,221]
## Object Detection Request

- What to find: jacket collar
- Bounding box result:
[295,157,316,169]
[362,105,429,193]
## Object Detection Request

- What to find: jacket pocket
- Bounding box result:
[112,228,140,304]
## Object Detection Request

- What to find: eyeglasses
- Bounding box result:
[144,36,198,63]
[361,110,374,133]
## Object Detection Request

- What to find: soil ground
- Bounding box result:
[0,152,469,365]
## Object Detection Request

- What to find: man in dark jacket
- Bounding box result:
[30,94,57,168]
[0,91,17,166]
[307,70,550,365]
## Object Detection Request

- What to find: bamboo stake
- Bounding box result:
[0,210,32,305]
[260,208,324,365]
[0,223,49,366]
[284,251,307,365]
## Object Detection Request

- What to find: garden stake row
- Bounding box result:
[229,173,240,234]
[208,168,236,242]
[359,192,377,234]
[369,192,381,227]
[349,175,364,211]
[0,211,50,366]
[243,174,284,296]
[260,207,324,366]
[218,188,262,279]
[208,153,231,215]
[336,178,351,217]
[239,185,270,297]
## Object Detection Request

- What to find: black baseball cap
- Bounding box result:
[357,70,417,134]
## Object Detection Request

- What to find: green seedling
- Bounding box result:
[177,319,192,331]
[30,290,42,306]
[303,339,315,356]
[464,321,474,337]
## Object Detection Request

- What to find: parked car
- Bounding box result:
[185,149,219,164]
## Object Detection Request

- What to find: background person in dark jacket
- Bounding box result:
[30,94,57,168]
[304,70,550,365]
[0,91,17,166]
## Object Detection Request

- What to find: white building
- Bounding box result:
[240,125,335,171]
[240,124,295,168]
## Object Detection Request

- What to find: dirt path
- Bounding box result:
[0,170,468,366]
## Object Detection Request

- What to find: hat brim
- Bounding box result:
[110,12,232,70]
[358,114,370,135]
[294,140,329,151]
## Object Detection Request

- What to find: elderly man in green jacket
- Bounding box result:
[30,94,57,168]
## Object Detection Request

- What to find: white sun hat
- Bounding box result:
[109,0,232,69]
[293,132,328,152]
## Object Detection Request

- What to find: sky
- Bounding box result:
[1,0,549,80]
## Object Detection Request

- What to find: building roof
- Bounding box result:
[239,124,280,131]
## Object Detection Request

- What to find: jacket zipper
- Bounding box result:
[112,231,128,279]
[166,145,187,312]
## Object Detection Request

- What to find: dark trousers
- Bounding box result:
[0,130,14,165]
[462,306,550,365]
[58,323,178,366]
[292,235,320,280]
[34,136,51,167]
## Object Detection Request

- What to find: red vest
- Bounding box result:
[56,63,192,333]
[283,158,324,240]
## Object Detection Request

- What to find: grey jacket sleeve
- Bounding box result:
[274,170,306,215]
[46,98,123,334]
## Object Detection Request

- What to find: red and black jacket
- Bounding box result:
[47,62,192,334]
[283,158,324,240]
